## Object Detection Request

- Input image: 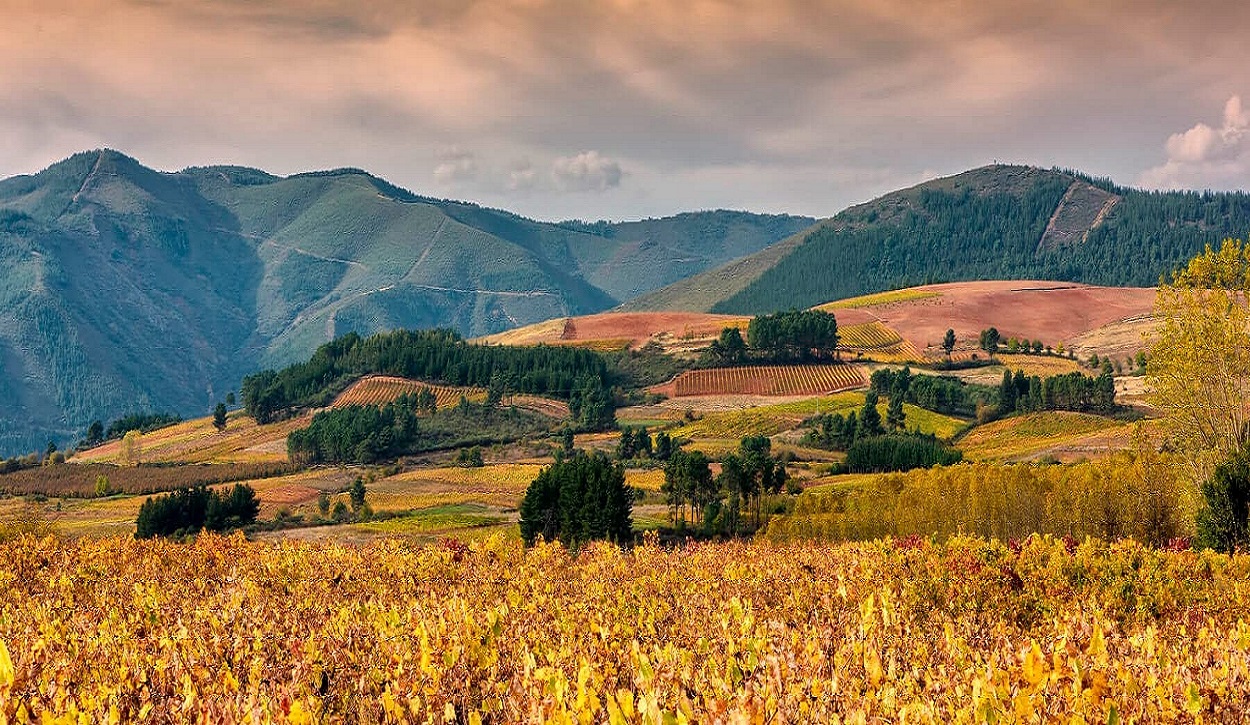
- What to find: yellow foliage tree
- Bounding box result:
[1148,238,1250,476]
[119,430,143,467]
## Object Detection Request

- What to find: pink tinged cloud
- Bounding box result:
[1140,96,1250,190]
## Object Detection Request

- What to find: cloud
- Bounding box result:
[1139,96,1250,190]
[433,147,477,184]
[4,1,1250,220]
[551,151,623,193]
[507,160,539,193]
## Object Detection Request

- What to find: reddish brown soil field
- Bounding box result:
[479,312,754,348]
[855,281,1157,356]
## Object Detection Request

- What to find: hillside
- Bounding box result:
[628,165,1250,313]
[491,281,1157,364]
[0,150,810,455]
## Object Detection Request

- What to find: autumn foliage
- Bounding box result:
[2,534,1248,722]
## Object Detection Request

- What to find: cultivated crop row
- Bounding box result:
[670,365,865,397]
[332,376,485,410]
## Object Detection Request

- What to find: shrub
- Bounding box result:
[134,484,260,539]
[1197,445,1250,552]
[519,452,632,547]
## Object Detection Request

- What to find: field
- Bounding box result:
[0,461,295,498]
[332,376,486,409]
[476,311,750,350]
[958,412,1127,461]
[837,281,1157,360]
[651,364,866,398]
[838,321,921,362]
[669,393,965,441]
[815,288,942,309]
[332,376,571,419]
[71,411,309,465]
[993,353,1084,377]
[1,535,1246,722]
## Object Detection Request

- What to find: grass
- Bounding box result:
[73,410,304,465]
[994,354,1083,377]
[958,412,1124,461]
[815,288,942,310]
[350,504,504,535]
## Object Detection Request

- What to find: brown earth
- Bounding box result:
[477,312,754,349]
[853,281,1157,357]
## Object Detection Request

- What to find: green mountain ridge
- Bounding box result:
[626,165,1250,313]
[0,149,813,455]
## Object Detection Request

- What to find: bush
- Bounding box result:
[134,484,260,539]
[519,451,632,547]
[1197,445,1250,552]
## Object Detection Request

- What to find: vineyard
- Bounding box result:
[838,322,921,362]
[332,377,486,410]
[658,364,865,398]
[1,534,1247,722]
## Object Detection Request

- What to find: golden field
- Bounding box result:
[0,534,1246,722]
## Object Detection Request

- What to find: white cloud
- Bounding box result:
[433,147,477,184]
[1139,96,1250,190]
[551,151,623,193]
[507,159,539,193]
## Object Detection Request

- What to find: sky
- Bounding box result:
[3,0,1250,222]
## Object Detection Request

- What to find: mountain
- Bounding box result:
[624,165,1250,313]
[0,150,813,455]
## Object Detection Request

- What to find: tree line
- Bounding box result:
[661,436,789,535]
[288,392,549,465]
[802,389,962,473]
[869,366,989,417]
[704,309,839,366]
[997,369,1116,415]
[242,329,615,430]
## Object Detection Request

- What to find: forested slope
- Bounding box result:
[630,165,1250,313]
[0,150,806,454]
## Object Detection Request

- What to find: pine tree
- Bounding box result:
[886,394,906,431]
[858,391,884,438]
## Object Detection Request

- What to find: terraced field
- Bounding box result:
[839,322,922,362]
[332,376,485,409]
[653,364,865,398]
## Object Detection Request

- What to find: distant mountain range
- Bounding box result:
[625,165,1250,313]
[0,150,812,454]
[6,153,1250,456]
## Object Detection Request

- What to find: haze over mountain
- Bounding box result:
[626,165,1250,313]
[0,150,811,455]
